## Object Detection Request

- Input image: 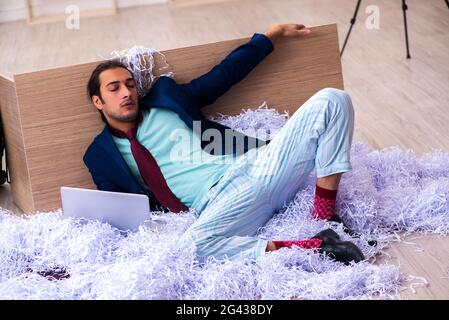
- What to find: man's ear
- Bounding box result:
[92,95,103,111]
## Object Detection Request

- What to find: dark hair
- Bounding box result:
[87,60,133,123]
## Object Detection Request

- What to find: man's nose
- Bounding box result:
[121,85,132,97]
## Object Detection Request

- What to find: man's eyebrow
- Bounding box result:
[105,78,134,86]
[106,80,120,87]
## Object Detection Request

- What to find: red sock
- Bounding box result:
[273,238,322,250]
[312,185,338,220]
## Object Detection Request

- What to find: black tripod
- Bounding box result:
[341,0,449,59]
[341,0,412,59]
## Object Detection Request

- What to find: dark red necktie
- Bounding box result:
[109,112,189,213]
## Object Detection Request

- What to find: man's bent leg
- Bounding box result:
[182,88,355,261]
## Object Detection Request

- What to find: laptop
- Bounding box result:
[60,186,161,232]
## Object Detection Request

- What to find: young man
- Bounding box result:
[84,23,364,264]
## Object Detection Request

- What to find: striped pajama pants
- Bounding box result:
[182,88,355,261]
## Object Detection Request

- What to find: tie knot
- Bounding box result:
[109,125,137,141]
[125,129,136,141]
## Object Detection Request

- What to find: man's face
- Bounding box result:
[93,67,139,124]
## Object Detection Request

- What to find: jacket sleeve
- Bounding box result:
[83,150,121,192]
[180,33,274,109]
[88,167,119,192]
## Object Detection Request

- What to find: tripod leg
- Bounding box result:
[340,0,363,57]
[402,0,411,59]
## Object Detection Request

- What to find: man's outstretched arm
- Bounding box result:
[180,23,311,109]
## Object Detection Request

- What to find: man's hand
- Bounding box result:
[264,23,311,42]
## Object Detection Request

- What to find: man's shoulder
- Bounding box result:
[83,126,109,161]
[140,76,189,108]
[148,75,178,92]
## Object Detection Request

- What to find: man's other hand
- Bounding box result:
[264,23,311,41]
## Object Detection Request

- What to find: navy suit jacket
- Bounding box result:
[83,33,274,211]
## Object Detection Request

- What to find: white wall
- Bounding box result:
[117,0,167,8]
[0,0,168,23]
[0,0,27,23]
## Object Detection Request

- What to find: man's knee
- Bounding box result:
[316,87,353,117]
[317,87,350,102]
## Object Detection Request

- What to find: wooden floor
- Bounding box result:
[0,0,448,299]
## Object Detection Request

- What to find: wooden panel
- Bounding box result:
[12,23,342,212]
[162,24,343,117]
[0,74,34,213]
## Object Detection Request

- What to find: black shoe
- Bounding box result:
[313,228,340,244]
[329,215,377,247]
[314,228,365,264]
